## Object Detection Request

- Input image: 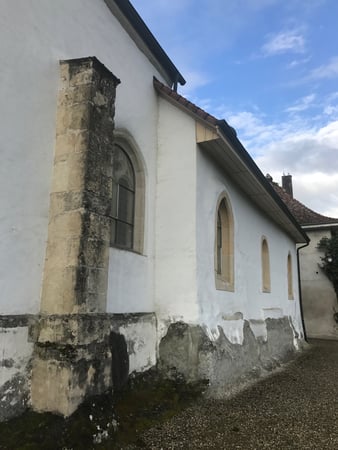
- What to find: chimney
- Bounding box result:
[282,174,293,198]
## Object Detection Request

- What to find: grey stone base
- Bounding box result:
[30,313,156,417]
[1,313,299,420]
[159,317,299,397]
[0,374,30,422]
[31,337,112,416]
[0,312,156,421]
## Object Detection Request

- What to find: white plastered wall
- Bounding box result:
[0,0,166,316]
[154,98,199,330]
[0,327,33,387]
[196,147,303,344]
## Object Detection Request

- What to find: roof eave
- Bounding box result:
[154,78,308,243]
[104,0,185,88]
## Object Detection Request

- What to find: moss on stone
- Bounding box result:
[0,370,206,449]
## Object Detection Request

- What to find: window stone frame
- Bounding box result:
[261,236,271,293]
[214,192,234,291]
[111,130,145,255]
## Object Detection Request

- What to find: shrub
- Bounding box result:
[317,234,338,299]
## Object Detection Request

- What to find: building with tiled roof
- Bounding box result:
[1,0,311,421]
[268,174,338,228]
[268,174,338,340]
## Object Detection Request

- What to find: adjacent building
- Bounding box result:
[271,175,338,339]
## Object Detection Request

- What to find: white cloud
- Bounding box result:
[286,173,338,218]
[309,56,338,80]
[327,92,338,102]
[133,0,288,66]
[288,56,311,68]
[262,30,306,56]
[222,110,296,153]
[251,120,338,217]
[324,105,338,116]
[256,121,338,173]
[216,118,338,218]
[131,0,336,217]
[179,70,211,96]
[210,104,338,217]
[285,94,316,113]
[322,92,338,117]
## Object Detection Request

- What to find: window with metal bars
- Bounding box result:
[216,211,222,275]
[110,145,135,249]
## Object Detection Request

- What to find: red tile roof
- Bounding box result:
[153,77,219,125]
[270,181,338,226]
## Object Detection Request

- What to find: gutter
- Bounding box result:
[297,241,310,342]
[302,223,338,230]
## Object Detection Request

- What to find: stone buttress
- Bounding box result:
[30,57,120,416]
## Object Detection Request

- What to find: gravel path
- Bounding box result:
[124,339,338,449]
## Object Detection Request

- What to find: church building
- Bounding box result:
[0,0,308,421]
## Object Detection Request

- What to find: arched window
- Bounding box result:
[215,195,234,291]
[110,134,145,253]
[111,145,135,249]
[261,237,271,293]
[287,253,294,300]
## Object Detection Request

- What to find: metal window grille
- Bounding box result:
[110,145,135,249]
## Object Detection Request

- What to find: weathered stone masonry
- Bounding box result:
[30,57,121,416]
[159,317,297,397]
[41,57,119,315]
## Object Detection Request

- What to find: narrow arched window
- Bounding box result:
[216,211,222,275]
[287,253,294,300]
[111,145,135,249]
[261,238,271,293]
[215,195,234,291]
[110,134,145,254]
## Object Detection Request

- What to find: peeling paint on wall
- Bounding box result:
[159,317,298,397]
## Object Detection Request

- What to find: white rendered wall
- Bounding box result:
[0,0,165,315]
[117,318,157,373]
[300,229,338,339]
[196,147,303,344]
[155,99,199,327]
[0,326,33,386]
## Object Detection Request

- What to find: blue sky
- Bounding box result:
[132,0,338,217]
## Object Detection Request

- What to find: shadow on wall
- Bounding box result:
[110,331,129,390]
